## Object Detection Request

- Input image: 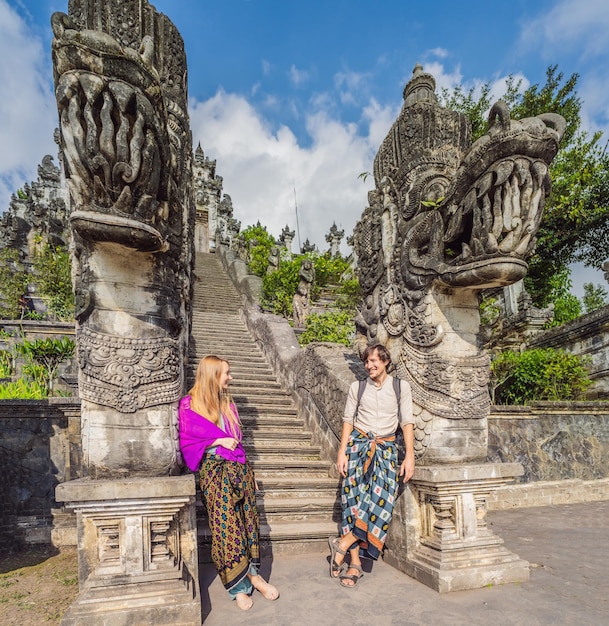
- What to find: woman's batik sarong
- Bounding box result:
[200,455,260,593]
[341,428,398,560]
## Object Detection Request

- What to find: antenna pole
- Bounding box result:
[293,183,302,253]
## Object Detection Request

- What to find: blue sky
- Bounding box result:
[1,0,608,295]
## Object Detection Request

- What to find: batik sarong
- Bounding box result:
[341,428,398,560]
[200,455,260,593]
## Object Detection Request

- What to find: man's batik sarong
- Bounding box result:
[200,456,260,593]
[341,428,398,560]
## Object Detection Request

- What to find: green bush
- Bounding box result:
[261,257,301,316]
[298,311,355,347]
[490,348,591,404]
[0,249,29,319]
[15,337,75,395]
[241,224,276,277]
[0,349,14,378]
[312,254,351,287]
[0,378,46,399]
[32,242,75,321]
[334,276,360,311]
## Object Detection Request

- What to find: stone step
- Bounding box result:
[252,459,331,478]
[239,416,303,428]
[190,252,339,555]
[256,476,340,499]
[196,496,340,524]
[242,430,311,442]
[245,447,321,461]
[189,345,265,358]
[197,520,340,559]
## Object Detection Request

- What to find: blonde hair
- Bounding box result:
[188,355,238,430]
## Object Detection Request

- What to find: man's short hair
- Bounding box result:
[362,343,391,364]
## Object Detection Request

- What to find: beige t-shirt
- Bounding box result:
[343,376,414,437]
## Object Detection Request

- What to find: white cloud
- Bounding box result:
[0,0,57,211]
[261,59,272,76]
[288,64,310,87]
[519,0,609,134]
[416,60,463,94]
[189,90,376,252]
[520,0,609,60]
[428,47,449,60]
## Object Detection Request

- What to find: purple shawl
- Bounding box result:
[178,396,246,471]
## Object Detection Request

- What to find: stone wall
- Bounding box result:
[0,399,81,547]
[488,403,609,482]
[528,304,609,399]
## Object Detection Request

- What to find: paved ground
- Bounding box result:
[199,500,609,625]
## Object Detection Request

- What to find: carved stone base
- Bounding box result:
[385,463,529,593]
[55,475,201,625]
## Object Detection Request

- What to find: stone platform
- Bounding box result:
[198,500,609,625]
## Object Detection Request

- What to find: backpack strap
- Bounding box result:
[393,377,402,422]
[352,379,367,423]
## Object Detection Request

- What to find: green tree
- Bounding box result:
[0,249,29,319]
[15,337,75,395]
[261,256,301,317]
[582,282,609,314]
[544,268,582,328]
[442,66,609,306]
[298,311,355,347]
[241,223,276,277]
[32,242,75,320]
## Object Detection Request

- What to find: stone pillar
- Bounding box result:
[385,464,529,592]
[51,1,200,623]
[351,64,566,591]
[56,476,199,625]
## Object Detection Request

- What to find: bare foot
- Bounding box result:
[250,574,279,600]
[235,592,253,610]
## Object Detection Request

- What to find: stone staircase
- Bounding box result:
[310,284,342,316]
[189,253,340,556]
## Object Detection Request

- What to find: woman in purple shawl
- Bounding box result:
[179,355,279,611]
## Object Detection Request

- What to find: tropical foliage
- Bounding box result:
[32,242,75,320]
[14,337,75,395]
[490,348,591,404]
[0,249,29,319]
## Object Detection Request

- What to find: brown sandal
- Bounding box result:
[340,563,363,588]
[328,536,347,578]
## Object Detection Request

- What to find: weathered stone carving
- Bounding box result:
[301,238,316,254]
[0,152,70,262]
[326,221,344,258]
[267,246,280,274]
[216,193,240,249]
[293,257,315,329]
[193,143,223,253]
[51,0,194,478]
[279,224,295,257]
[51,2,200,623]
[352,65,565,463]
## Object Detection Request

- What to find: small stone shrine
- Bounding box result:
[352,64,566,591]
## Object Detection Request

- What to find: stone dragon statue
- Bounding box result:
[51,0,194,478]
[352,65,566,463]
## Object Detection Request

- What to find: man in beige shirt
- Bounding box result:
[329,343,415,587]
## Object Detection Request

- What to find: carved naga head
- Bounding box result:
[50,2,190,255]
[354,64,566,310]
